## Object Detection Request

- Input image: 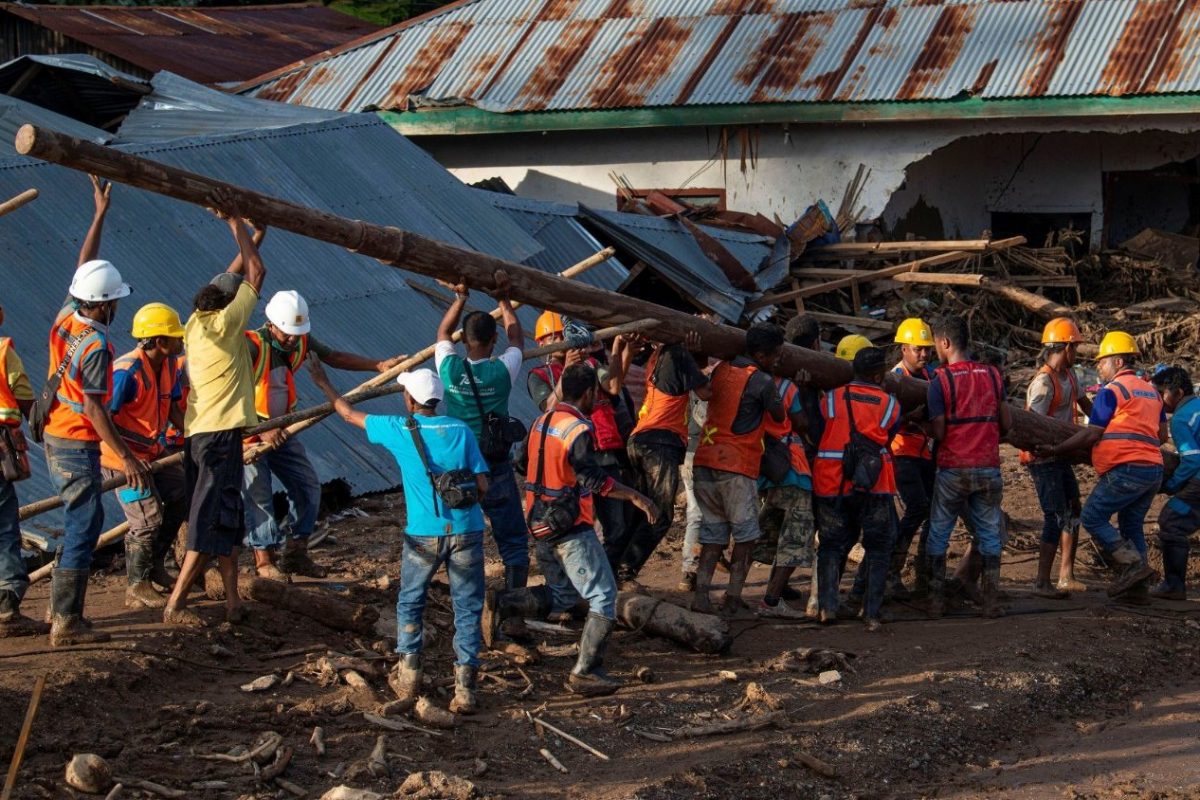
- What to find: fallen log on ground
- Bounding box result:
[615,593,732,654]
[670,711,787,739]
[243,577,379,635]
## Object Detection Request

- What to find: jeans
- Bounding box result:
[1028,461,1080,544]
[536,528,617,620]
[396,532,485,667]
[1159,478,1200,548]
[480,459,529,568]
[0,478,26,599]
[244,436,321,550]
[893,456,934,562]
[815,495,895,618]
[45,442,104,571]
[681,451,702,574]
[928,467,1004,557]
[615,441,682,576]
[1080,463,1162,556]
[594,460,635,572]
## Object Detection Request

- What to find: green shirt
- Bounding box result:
[434,341,522,439]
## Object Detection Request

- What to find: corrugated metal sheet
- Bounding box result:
[0,115,543,544]
[0,3,381,85]
[239,0,1200,113]
[0,94,110,157]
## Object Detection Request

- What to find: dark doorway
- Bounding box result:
[990,211,1091,256]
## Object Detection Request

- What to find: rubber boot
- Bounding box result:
[912,539,931,599]
[49,569,110,647]
[280,538,328,579]
[566,613,622,696]
[926,555,947,620]
[0,590,48,638]
[148,533,177,591]
[449,664,478,714]
[816,549,842,624]
[499,565,530,639]
[483,584,549,648]
[1150,542,1189,600]
[886,550,912,600]
[125,541,166,609]
[981,555,1005,618]
[388,653,423,701]
[1106,542,1156,596]
[253,549,287,582]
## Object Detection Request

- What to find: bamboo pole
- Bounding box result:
[0,188,37,218]
[26,522,129,584]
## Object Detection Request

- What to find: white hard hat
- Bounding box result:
[397,369,443,405]
[264,290,311,336]
[69,259,131,303]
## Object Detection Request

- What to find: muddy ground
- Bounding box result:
[2,448,1200,800]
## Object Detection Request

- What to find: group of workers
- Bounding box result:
[0,177,1196,713]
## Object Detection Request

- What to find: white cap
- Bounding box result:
[70,259,131,302]
[397,369,443,406]
[265,290,311,335]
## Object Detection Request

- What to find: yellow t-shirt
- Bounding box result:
[5,347,34,401]
[183,282,259,436]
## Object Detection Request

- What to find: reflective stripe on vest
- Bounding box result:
[813,382,897,496]
[100,349,177,469]
[934,362,1003,469]
[1092,371,1164,475]
[523,407,595,529]
[693,361,763,478]
[44,309,112,442]
[0,338,20,427]
[764,376,811,479]
[631,346,690,447]
[889,362,934,460]
[531,360,622,452]
[246,329,308,420]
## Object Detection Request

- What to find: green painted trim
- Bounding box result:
[378,94,1200,135]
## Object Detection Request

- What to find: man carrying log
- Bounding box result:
[691,323,785,616]
[925,316,1011,620]
[1035,332,1164,602]
[1021,318,1090,599]
[1149,366,1199,600]
[99,303,189,609]
[163,201,265,626]
[486,363,657,697]
[308,361,489,714]
[43,176,148,647]
[243,289,402,580]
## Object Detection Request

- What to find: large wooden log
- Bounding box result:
[615,593,732,654]
[12,125,1079,455]
[243,576,379,635]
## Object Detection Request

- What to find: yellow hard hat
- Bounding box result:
[1042,317,1084,344]
[1096,331,1138,360]
[131,302,184,339]
[894,318,933,346]
[835,334,873,361]
[535,311,564,341]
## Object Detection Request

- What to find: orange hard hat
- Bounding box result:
[535,311,564,341]
[1042,317,1083,345]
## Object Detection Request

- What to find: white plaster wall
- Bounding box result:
[414,114,1200,245]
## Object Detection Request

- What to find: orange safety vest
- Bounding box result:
[44,309,112,442]
[100,349,177,470]
[764,376,811,479]
[523,405,595,529]
[1020,364,1080,465]
[1091,370,1163,476]
[814,382,898,497]
[632,346,691,447]
[163,353,187,449]
[0,338,22,428]
[246,329,309,420]
[693,361,765,478]
[889,361,934,460]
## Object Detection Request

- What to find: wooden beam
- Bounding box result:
[893,272,984,287]
[802,237,1024,260]
[804,311,893,331]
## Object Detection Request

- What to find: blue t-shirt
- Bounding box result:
[1090,384,1167,429]
[110,355,183,414]
[365,414,489,537]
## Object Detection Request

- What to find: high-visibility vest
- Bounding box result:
[813,382,898,496]
[631,346,690,447]
[934,361,1004,469]
[44,308,112,442]
[523,405,595,529]
[693,361,765,478]
[162,353,187,449]
[529,359,623,452]
[100,348,177,470]
[889,361,934,460]
[764,376,811,480]
[1092,370,1164,475]
[0,338,22,428]
[246,329,308,420]
[1020,364,1080,465]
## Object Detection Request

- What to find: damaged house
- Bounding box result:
[238,0,1200,250]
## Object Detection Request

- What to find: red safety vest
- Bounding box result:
[0,338,21,428]
[524,404,595,529]
[1020,364,1080,465]
[889,361,934,460]
[764,376,811,479]
[246,329,309,420]
[100,349,177,470]
[693,361,765,478]
[529,359,622,452]
[1091,370,1163,476]
[631,346,691,448]
[44,309,112,442]
[814,382,898,496]
[934,361,1004,469]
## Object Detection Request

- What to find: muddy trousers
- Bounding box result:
[1156,478,1200,592]
[815,495,895,619]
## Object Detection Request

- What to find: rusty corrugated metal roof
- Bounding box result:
[237,0,1200,114]
[0,3,381,85]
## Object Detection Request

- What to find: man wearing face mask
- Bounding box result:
[43,176,149,647]
[243,290,403,580]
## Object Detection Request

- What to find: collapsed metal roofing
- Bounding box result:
[237,0,1200,116]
